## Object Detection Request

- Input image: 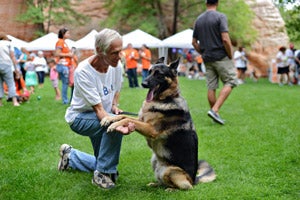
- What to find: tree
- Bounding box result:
[17,0,89,37]
[272,0,300,42]
[101,0,256,47]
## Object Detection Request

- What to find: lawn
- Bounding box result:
[0,76,299,200]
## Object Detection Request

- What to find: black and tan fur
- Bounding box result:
[101,57,216,190]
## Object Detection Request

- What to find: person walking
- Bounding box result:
[234,46,247,84]
[55,28,73,104]
[276,46,291,86]
[57,29,135,189]
[192,0,237,125]
[0,32,20,107]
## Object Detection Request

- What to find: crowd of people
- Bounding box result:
[275,43,300,86]
[0,27,79,107]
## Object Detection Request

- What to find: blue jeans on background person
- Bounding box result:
[56,64,69,104]
[126,68,139,88]
[68,112,123,174]
[0,63,17,99]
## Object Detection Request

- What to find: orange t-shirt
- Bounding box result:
[124,48,139,69]
[141,49,151,70]
[55,39,71,67]
[196,55,203,64]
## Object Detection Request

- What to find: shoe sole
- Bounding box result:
[57,144,72,171]
[92,179,115,189]
[207,111,224,125]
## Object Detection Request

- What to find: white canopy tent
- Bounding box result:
[162,29,194,49]
[75,29,98,50]
[122,29,162,49]
[160,29,194,60]
[8,35,29,49]
[27,32,76,51]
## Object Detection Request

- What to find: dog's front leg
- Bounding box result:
[100,115,128,126]
[107,119,159,138]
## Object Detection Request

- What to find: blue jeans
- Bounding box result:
[0,63,17,98]
[56,64,69,104]
[126,68,139,88]
[69,112,123,174]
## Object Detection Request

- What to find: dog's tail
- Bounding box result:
[195,160,216,184]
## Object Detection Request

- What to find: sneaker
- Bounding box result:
[207,109,224,125]
[92,171,115,189]
[57,144,72,171]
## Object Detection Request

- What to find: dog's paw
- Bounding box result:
[100,116,114,126]
[107,123,118,133]
[165,187,177,192]
[147,182,160,187]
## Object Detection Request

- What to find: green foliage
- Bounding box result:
[16,0,89,35]
[281,6,300,42]
[102,0,256,46]
[0,76,299,199]
[272,0,300,43]
[219,0,257,47]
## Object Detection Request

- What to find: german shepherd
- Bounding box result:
[101,57,216,190]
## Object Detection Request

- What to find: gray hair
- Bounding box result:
[94,28,122,55]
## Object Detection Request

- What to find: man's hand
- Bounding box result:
[115,122,135,135]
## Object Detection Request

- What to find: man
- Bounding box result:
[57,29,135,189]
[192,0,237,125]
[124,43,140,88]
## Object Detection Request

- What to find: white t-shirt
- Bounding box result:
[276,51,288,68]
[233,50,246,68]
[33,56,47,72]
[285,48,295,66]
[65,58,122,124]
[0,40,14,66]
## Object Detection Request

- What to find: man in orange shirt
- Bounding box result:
[124,43,139,88]
[139,44,152,82]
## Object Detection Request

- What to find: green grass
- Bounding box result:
[0,76,299,200]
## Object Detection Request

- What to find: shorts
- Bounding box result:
[51,79,59,88]
[205,57,238,90]
[277,66,289,74]
[237,67,247,72]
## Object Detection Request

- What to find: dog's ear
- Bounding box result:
[169,58,180,72]
[156,57,165,64]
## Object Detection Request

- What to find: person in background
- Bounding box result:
[234,46,247,84]
[69,46,78,102]
[57,28,135,190]
[18,47,29,78]
[48,59,61,100]
[0,32,20,107]
[276,46,291,86]
[4,71,30,103]
[24,54,38,94]
[195,53,205,79]
[139,44,152,82]
[192,0,237,125]
[34,50,47,88]
[295,49,300,85]
[55,27,73,104]
[124,43,140,88]
[285,43,296,84]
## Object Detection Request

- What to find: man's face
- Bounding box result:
[104,38,123,67]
